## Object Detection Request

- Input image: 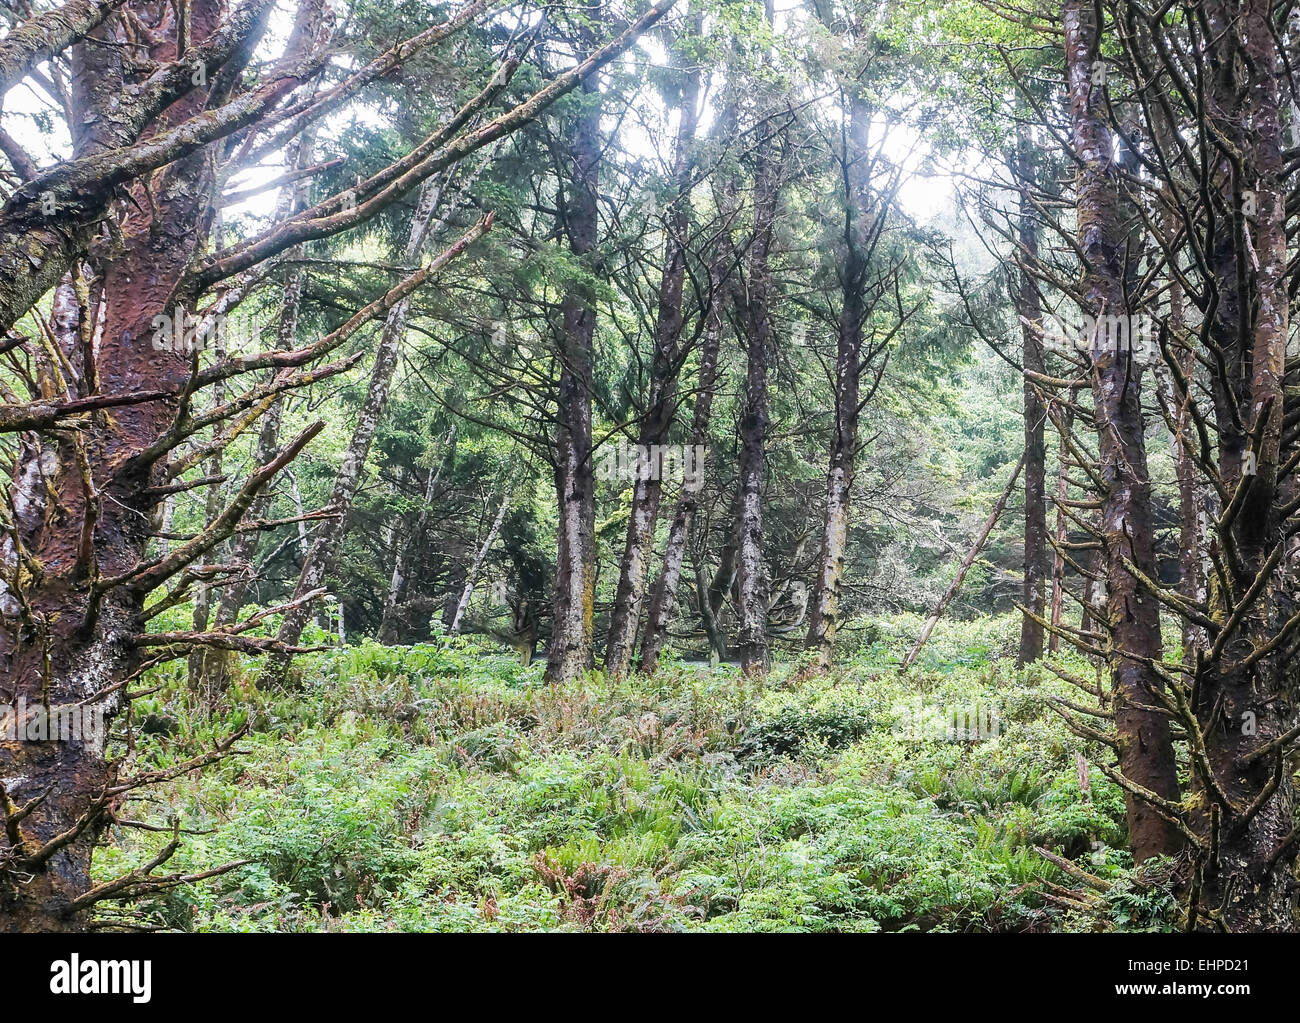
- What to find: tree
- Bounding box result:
[0,0,676,932]
[1015,125,1048,667]
[803,13,905,669]
[989,0,1300,922]
[544,23,602,684]
[1056,0,1183,863]
[604,11,704,678]
[732,0,785,676]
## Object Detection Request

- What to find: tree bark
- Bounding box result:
[544,68,601,684]
[1062,0,1183,864]
[1016,129,1047,667]
[604,21,703,677]
[0,0,125,96]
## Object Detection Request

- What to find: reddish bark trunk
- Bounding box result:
[1063,0,1183,864]
[0,0,236,931]
[1188,0,1297,930]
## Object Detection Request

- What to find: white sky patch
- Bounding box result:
[879,118,963,226]
[2,71,72,165]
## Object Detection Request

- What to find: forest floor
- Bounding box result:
[99,614,1183,932]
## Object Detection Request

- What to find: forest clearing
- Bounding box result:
[0,0,1297,973]
[96,615,1173,933]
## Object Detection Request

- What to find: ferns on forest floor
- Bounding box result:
[95,614,1178,933]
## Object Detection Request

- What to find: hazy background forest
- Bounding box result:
[1,0,1297,936]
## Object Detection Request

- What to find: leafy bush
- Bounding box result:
[733,703,873,761]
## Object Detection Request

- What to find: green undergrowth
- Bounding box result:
[95,613,1179,932]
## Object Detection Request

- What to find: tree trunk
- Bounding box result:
[605,26,702,677]
[638,287,724,674]
[259,179,456,687]
[0,0,246,931]
[448,485,512,634]
[1189,0,1297,930]
[640,93,741,675]
[734,88,782,677]
[1048,409,1071,654]
[187,377,227,701]
[1016,129,1047,667]
[544,70,601,684]
[805,91,874,669]
[1062,0,1183,864]
[693,546,730,663]
[1156,349,1206,666]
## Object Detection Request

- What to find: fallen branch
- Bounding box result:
[1033,846,1113,892]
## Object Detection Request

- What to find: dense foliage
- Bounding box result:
[95,615,1182,932]
[2,0,1298,935]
